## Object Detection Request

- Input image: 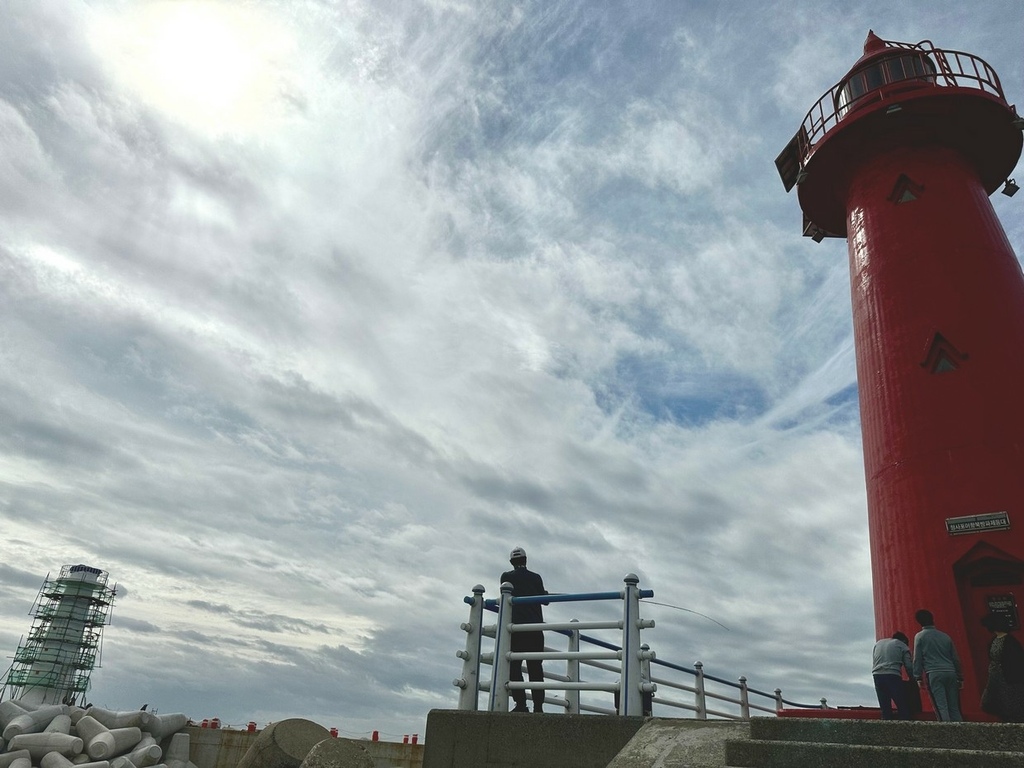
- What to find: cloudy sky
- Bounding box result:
[1,0,1022,741]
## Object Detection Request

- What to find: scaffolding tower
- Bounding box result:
[2,564,117,706]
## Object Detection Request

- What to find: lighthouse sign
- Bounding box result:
[945,511,1010,535]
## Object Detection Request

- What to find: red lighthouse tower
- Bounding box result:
[777,32,1024,717]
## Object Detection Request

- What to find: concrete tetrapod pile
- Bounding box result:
[0,700,193,768]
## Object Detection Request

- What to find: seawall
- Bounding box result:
[186,725,424,768]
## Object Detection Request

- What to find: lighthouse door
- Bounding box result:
[954,546,1024,699]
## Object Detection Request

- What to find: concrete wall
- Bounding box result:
[186,726,424,768]
[188,726,258,768]
[422,710,647,768]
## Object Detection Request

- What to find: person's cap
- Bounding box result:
[509,546,527,560]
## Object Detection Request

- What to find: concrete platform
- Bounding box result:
[724,717,1024,767]
[422,710,647,768]
[606,720,750,768]
[424,712,1024,768]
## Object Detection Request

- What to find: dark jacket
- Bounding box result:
[998,633,1024,685]
[500,566,547,625]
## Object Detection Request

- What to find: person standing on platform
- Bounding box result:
[872,631,914,720]
[501,546,548,713]
[980,612,1024,722]
[912,609,963,721]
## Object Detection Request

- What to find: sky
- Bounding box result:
[1,0,1022,742]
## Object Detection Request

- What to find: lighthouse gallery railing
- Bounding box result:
[790,39,1009,175]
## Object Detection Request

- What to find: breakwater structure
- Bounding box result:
[0,704,423,768]
[0,700,193,768]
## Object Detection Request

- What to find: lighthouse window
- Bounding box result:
[886,54,934,82]
[841,67,883,105]
[836,54,937,115]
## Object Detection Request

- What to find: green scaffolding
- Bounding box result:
[2,564,116,704]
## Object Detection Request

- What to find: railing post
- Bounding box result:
[640,643,653,716]
[774,688,783,713]
[619,573,642,716]
[694,661,707,719]
[488,582,514,712]
[454,585,485,710]
[738,676,750,719]
[566,619,581,714]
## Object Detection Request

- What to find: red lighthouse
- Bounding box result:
[777,32,1024,718]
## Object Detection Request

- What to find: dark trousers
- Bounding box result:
[510,631,545,710]
[874,674,911,720]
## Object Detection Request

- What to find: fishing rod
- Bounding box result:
[541,592,731,631]
[642,600,731,631]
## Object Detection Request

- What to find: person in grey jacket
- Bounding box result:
[872,631,914,719]
[912,609,963,721]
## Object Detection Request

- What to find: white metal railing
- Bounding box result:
[641,658,826,720]
[453,574,826,719]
